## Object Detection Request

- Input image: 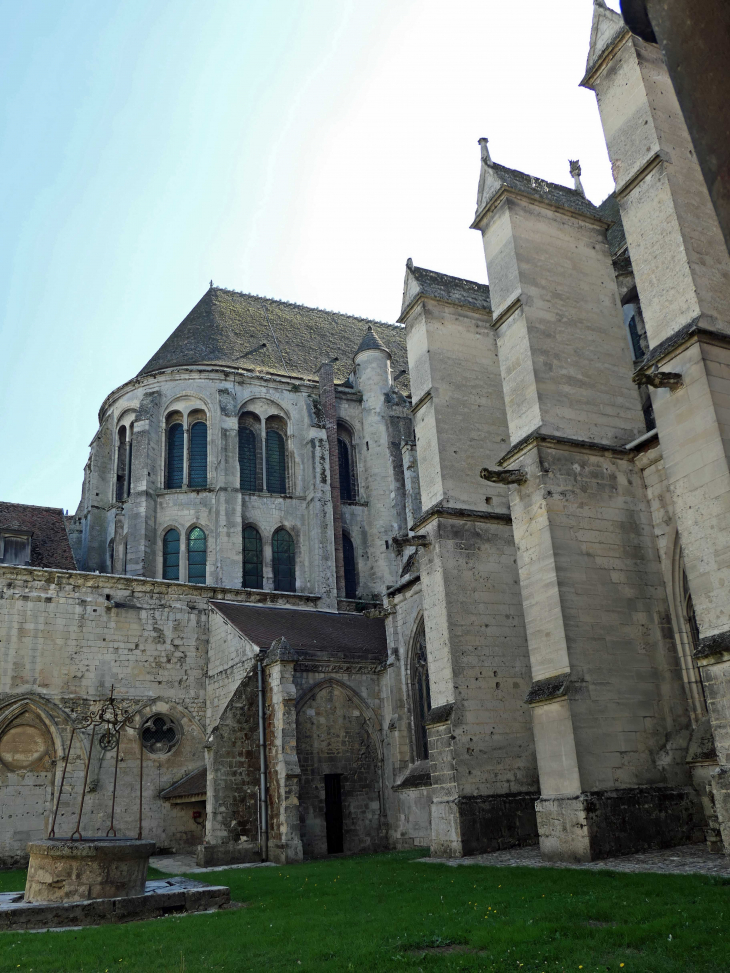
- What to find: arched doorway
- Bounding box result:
[296,681,383,858]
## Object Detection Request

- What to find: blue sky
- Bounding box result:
[1,0,621,511]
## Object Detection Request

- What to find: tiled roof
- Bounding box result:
[139,287,409,389]
[486,163,604,221]
[0,502,76,570]
[159,766,207,801]
[355,326,390,356]
[210,602,387,664]
[401,262,491,319]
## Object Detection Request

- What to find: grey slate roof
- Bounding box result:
[139,287,409,389]
[160,766,207,801]
[486,163,604,222]
[404,263,491,313]
[355,325,390,356]
[210,601,387,664]
[0,502,76,570]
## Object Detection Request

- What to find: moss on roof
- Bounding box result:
[139,288,409,388]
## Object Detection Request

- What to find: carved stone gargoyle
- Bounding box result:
[633,364,683,390]
[391,533,431,554]
[479,468,527,485]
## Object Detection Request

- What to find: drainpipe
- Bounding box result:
[257,658,268,861]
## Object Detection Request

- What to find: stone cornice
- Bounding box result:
[385,573,421,600]
[410,501,512,534]
[634,318,730,373]
[471,185,611,234]
[398,292,492,326]
[497,431,641,468]
[695,629,730,663]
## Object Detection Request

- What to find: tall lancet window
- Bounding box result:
[411,620,431,761]
[243,526,263,589]
[115,427,127,502]
[187,527,207,585]
[188,419,208,488]
[272,528,295,592]
[166,420,184,489]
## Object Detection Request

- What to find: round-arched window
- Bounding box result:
[140,714,181,756]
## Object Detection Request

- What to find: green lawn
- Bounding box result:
[0,850,728,973]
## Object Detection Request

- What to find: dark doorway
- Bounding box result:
[324,774,344,854]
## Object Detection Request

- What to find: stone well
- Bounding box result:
[25,839,156,903]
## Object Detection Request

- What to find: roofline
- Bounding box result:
[96,362,367,425]
[580,23,631,90]
[398,291,493,325]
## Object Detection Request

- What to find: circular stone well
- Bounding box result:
[25,839,156,903]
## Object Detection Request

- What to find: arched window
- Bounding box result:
[342,532,356,599]
[115,427,127,502]
[266,429,287,494]
[338,439,352,501]
[681,566,707,714]
[239,427,258,491]
[411,620,431,761]
[188,527,206,585]
[188,421,208,488]
[166,422,184,489]
[243,526,263,589]
[337,423,357,501]
[272,528,295,592]
[162,529,180,580]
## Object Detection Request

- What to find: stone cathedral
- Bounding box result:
[2,1,730,867]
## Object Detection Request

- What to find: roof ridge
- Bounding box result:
[409,265,489,289]
[491,162,600,209]
[209,285,402,330]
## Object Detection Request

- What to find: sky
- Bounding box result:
[1,0,622,512]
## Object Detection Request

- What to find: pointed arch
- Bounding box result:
[408,616,431,761]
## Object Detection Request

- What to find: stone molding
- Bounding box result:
[294,662,379,674]
[497,431,640,468]
[410,501,511,534]
[635,318,730,373]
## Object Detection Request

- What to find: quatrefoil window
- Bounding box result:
[140,714,180,756]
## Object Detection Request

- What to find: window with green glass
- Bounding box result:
[272,528,295,592]
[239,426,258,491]
[187,527,206,585]
[243,526,263,589]
[166,423,184,489]
[162,529,180,581]
[266,429,287,494]
[342,532,356,599]
[188,422,208,488]
[338,438,353,501]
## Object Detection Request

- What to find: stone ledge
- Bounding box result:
[0,878,231,931]
[410,501,511,534]
[525,673,570,705]
[425,703,454,727]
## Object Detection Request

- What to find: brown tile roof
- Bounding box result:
[159,766,207,801]
[0,502,76,570]
[139,287,409,391]
[402,263,491,318]
[210,602,387,664]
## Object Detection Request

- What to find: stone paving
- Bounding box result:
[418,843,730,876]
[150,854,274,875]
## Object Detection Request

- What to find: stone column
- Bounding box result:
[400,264,539,857]
[318,362,346,597]
[81,416,114,572]
[216,388,243,588]
[264,638,303,864]
[401,439,422,530]
[583,5,730,851]
[125,391,161,577]
[473,146,701,860]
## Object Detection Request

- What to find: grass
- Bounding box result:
[0,850,728,972]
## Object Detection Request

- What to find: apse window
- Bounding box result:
[140,714,181,755]
[0,531,32,565]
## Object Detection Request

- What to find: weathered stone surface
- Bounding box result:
[24,839,155,903]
